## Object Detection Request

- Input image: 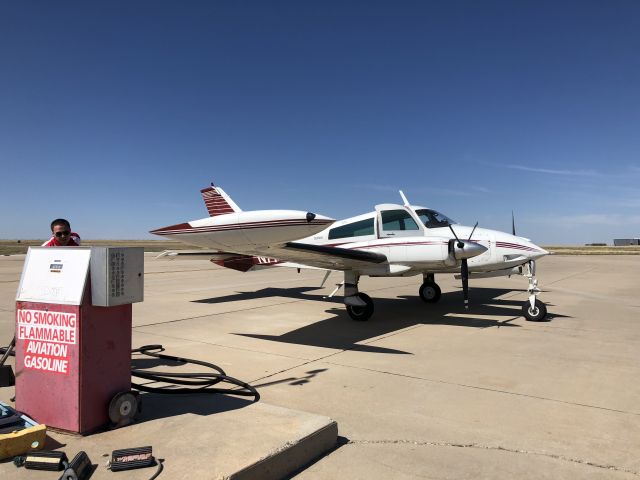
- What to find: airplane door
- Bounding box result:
[376,205,424,239]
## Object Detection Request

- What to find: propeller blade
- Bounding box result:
[461,259,469,310]
[448,225,463,248]
[468,221,478,240]
[512,211,516,236]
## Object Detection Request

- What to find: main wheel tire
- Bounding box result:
[346,293,374,321]
[419,281,441,303]
[522,299,548,322]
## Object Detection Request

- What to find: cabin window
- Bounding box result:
[415,209,456,228]
[380,210,419,231]
[328,218,375,240]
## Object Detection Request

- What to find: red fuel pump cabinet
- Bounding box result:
[14,247,143,434]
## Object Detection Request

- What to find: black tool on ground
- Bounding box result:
[109,446,155,471]
[59,451,93,480]
[0,335,15,387]
[14,450,68,471]
[0,411,24,434]
[130,344,260,402]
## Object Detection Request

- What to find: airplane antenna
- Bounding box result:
[399,190,410,207]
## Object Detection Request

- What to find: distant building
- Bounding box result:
[614,238,640,246]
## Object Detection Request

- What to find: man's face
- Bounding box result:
[52,224,71,246]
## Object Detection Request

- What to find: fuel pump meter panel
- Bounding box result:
[90,247,144,307]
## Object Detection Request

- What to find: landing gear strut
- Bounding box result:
[522,260,548,321]
[346,293,374,321]
[419,273,441,303]
[343,271,374,321]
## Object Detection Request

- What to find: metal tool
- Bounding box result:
[59,451,93,480]
[109,446,155,471]
[14,450,68,471]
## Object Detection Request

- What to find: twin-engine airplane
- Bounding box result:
[151,183,549,322]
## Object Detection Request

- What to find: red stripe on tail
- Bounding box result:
[200,185,238,217]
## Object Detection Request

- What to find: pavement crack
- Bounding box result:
[544,267,599,287]
[322,362,640,416]
[131,329,309,361]
[345,439,640,476]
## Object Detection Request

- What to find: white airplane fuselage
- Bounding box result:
[153,204,547,277]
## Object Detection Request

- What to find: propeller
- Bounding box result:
[512,212,523,274]
[468,221,478,241]
[448,223,479,310]
[449,222,486,310]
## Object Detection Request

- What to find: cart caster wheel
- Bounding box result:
[109,391,141,428]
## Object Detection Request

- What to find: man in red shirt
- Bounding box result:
[42,218,81,247]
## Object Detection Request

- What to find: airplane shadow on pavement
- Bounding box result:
[192,286,569,355]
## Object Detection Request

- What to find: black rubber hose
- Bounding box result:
[0,336,15,365]
[149,459,164,480]
[130,344,259,402]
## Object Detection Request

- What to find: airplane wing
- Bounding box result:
[266,242,387,270]
[156,250,220,260]
[155,244,386,272]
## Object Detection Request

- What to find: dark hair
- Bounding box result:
[51,218,71,231]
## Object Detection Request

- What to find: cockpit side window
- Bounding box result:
[380,210,419,231]
[416,209,456,228]
[328,218,375,240]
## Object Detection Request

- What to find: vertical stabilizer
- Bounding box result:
[200,184,242,217]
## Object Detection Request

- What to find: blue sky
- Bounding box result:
[1,1,638,244]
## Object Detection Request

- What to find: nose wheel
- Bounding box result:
[522,260,548,321]
[522,299,547,321]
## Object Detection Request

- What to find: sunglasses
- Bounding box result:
[55,231,71,237]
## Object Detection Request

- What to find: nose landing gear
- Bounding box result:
[522,260,548,321]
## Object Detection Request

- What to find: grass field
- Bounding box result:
[2,240,640,256]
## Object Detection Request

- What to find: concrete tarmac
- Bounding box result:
[1,253,639,478]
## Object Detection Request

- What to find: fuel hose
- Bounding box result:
[130,345,259,402]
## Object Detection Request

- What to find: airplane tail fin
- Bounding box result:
[200,183,242,217]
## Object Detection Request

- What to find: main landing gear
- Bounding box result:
[419,273,441,303]
[341,271,374,321]
[330,263,547,322]
[522,260,548,321]
[323,272,375,321]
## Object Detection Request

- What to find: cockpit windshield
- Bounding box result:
[415,209,456,228]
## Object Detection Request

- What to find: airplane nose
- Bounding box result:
[453,241,488,260]
[531,245,549,258]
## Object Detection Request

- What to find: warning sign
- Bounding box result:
[17,309,75,374]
